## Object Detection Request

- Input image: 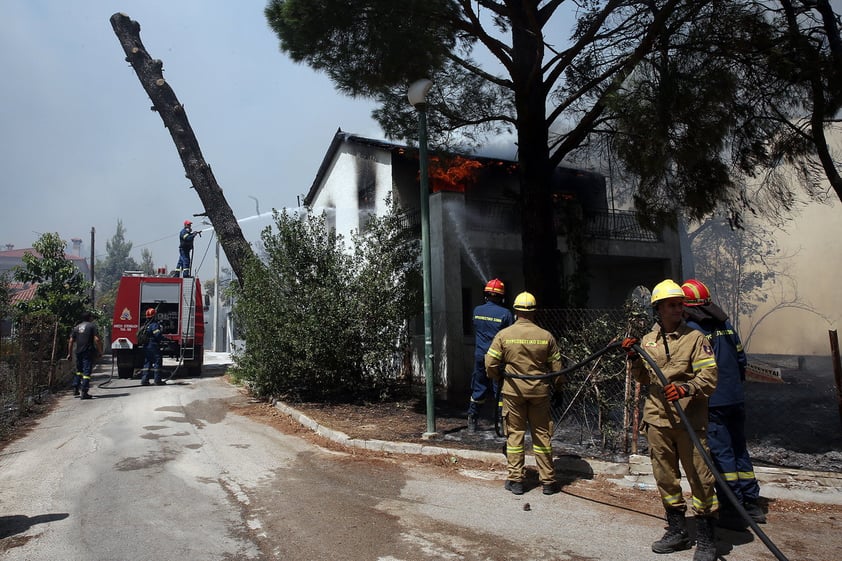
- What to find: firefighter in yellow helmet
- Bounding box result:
[485,291,562,496]
[625,279,719,561]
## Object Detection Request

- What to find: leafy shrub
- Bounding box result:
[232,204,420,402]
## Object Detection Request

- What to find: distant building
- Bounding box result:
[0,247,91,338]
[0,247,91,279]
[304,129,682,399]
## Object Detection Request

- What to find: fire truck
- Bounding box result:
[110,271,205,379]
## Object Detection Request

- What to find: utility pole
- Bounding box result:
[90,227,95,308]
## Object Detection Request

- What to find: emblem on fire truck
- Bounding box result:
[119,307,132,321]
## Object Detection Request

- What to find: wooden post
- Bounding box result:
[829,330,842,432]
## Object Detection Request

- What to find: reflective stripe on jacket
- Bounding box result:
[686,318,746,407]
[472,301,514,357]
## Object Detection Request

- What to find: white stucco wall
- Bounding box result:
[308,141,394,242]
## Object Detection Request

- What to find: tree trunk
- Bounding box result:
[510,7,563,308]
[110,13,253,287]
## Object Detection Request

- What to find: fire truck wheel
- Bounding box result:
[117,366,134,379]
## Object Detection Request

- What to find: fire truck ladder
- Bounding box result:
[180,278,197,362]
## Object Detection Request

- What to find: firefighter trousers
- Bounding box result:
[708,404,760,506]
[502,393,555,484]
[647,424,718,516]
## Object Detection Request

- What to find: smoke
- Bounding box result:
[744,201,841,355]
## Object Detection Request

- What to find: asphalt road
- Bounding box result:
[0,359,832,561]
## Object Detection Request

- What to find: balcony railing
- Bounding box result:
[400,201,661,243]
[583,209,660,242]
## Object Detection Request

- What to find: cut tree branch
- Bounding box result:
[110,12,253,287]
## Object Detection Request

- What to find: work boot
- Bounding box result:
[693,516,717,561]
[73,387,80,396]
[542,482,558,495]
[467,414,478,432]
[80,393,92,400]
[717,505,748,531]
[504,480,524,495]
[743,500,766,523]
[652,510,691,553]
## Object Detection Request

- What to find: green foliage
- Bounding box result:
[96,221,140,297]
[12,233,92,335]
[265,0,459,97]
[140,248,155,275]
[94,221,141,335]
[231,205,421,401]
[0,272,11,320]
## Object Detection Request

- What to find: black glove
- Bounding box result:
[621,337,639,360]
[663,383,691,402]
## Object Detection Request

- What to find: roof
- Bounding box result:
[303,129,525,206]
[9,282,38,305]
[303,128,607,208]
[0,248,87,262]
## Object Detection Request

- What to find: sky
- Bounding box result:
[0,0,386,281]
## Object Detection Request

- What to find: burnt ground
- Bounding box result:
[743,366,842,472]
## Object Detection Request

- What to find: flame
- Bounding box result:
[428,155,484,193]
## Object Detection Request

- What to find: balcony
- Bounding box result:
[399,201,661,243]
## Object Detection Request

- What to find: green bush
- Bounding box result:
[232,205,421,402]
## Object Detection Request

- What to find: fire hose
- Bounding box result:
[498,339,790,561]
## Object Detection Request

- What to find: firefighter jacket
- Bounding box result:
[179,227,198,250]
[686,315,746,408]
[144,320,164,351]
[472,300,514,358]
[485,317,562,398]
[629,320,717,429]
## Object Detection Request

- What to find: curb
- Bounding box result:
[274,401,842,505]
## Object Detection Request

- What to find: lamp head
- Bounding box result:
[407,79,433,107]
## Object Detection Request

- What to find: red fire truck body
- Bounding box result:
[110,273,204,378]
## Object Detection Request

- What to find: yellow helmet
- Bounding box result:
[513,291,537,311]
[650,279,685,305]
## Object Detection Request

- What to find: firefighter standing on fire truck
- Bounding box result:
[466,278,513,431]
[625,279,719,561]
[486,291,562,496]
[175,220,200,277]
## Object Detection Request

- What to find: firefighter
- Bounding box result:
[486,291,562,496]
[67,312,103,400]
[466,278,514,431]
[682,279,765,529]
[140,308,166,386]
[175,220,200,277]
[624,279,719,561]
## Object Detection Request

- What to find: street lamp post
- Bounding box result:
[408,78,436,438]
[202,220,221,353]
[213,237,220,352]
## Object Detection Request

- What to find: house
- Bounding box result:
[304,129,681,400]
[1,247,91,338]
[0,247,91,280]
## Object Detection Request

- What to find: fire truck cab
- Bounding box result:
[110,272,204,379]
